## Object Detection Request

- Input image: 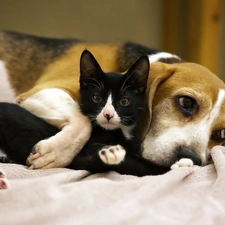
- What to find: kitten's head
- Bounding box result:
[79,50,149,138]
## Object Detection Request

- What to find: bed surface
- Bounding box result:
[1,146,225,225]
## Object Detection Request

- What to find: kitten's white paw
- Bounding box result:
[170,158,194,170]
[0,170,9,189]
[99,145,126,165]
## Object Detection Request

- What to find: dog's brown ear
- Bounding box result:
[148,62,177,121]
[136,62,176,141]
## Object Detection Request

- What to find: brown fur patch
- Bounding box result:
[16,43,122,102]
[0,31,75,94]
[0,31,124,98]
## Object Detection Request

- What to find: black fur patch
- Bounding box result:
[1,30,81,60]
[117,42,160,71]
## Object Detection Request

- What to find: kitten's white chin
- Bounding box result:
[99,122,120,130]
[97,112,121,130]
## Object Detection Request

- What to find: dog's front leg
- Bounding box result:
[17,88,91,169]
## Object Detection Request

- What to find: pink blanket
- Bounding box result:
[1,146,225,225]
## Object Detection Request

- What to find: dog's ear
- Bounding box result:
[148,62,177,121]
[136,62,176,141]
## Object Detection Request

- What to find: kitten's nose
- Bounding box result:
[104,113,113,121]
[103,105,115,121]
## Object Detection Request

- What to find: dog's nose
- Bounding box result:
[177,146,202,166]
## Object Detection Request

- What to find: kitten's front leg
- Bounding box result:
[99,145,126,165]
[17,88,92,169]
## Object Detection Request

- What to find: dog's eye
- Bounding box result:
[217,129,225,139]
[176,96,198,117]
[212,129,225,141]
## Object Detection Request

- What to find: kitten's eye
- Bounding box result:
[92,94,102,103]
[176,96,198,117]
[212,129,225,141]
[119,97,130,106]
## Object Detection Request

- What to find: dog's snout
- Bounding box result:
[177,146,202,166]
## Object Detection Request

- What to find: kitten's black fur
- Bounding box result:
[0,50,169,176]
[0,103,59,165]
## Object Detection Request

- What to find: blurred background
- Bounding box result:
[0,0,224,79]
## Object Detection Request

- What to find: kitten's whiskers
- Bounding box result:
[121,116,135,125]
[120,71,135,92]
[88,78,104,91]
[86,114,96,122]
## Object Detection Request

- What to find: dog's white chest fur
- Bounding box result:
[0,60,15,102]
[18,88,92,168]
[19,88,79,127]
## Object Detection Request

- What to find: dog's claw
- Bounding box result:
[30,152,40,160]
[28,165,35,170]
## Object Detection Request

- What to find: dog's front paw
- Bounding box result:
[27,139,74,169]
[170,158,194,170]
[99,145,126,165]
[0,170,9,190]
[27,139,55,169]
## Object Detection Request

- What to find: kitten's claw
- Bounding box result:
[99,145,126,165]
[170,158,194,170]
[0,170,9,189]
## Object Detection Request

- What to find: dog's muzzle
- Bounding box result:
[177,146,202,166]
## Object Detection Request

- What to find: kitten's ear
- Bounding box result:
[80,50,104,88]
[124,56,150,94]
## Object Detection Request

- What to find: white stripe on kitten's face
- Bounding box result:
[96,93,121,130]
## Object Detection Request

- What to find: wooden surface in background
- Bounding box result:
[163,0,221,76]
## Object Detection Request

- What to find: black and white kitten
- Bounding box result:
[69,50,167,174]
[0,50,168,176]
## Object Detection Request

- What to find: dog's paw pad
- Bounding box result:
[170,158,194,170]
[99,145,126,165]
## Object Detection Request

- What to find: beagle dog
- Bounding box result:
[1,30,223,170]
[139,62,225,167]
